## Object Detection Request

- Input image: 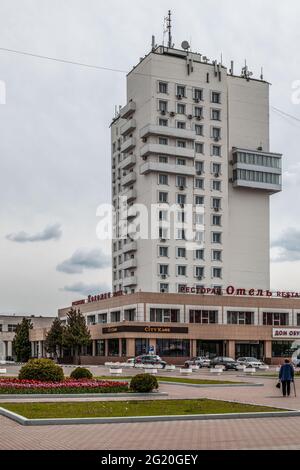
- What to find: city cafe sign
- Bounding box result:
[71,286,300,307]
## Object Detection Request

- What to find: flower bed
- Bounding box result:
[0,378,129,394]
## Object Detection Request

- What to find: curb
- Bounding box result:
[1,406,300,426]
[0,392,168,400]
[159,381,264,388]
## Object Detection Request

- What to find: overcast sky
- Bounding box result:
[0,0,299,316]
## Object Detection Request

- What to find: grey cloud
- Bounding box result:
[271,228,300,262]
[56,248,111,274]
[6,223,62,243]
[62,282,109,296]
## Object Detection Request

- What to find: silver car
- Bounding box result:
[184,356,211,368]
[237,357,264,368]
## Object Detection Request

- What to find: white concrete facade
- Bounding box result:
[111,45,282,295]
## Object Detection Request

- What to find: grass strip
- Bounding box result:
[94,376,242,385]
[0,399,285,419]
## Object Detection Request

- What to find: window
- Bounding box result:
[159,137,168,145]
[160,283,169,293]
[212,250,222,261]
[195,124,203,136]
[177,103,186,114]
[111,311,121,322]
[227,311,254,325]
[212,232,222,244]
[195,230,204,242]
[195,266,204,278]
[177,265,187,276]
[159,209,168,221]
[213,180,221,191]
[211,109,221,121]
[194,212,204,225]
[177,140,186,148]
[212,267,222,278]
[263,312,289,326]
[212,145,221,156]
[159,174,168,185]
[0,324,2,332]
[195,249,204,260]
[212,215,221,226]
[96,340,105,356]
[159,155,168,163]
[177,193,186,205]
[212,198,221,209]
[212,127,221,139]
[157,339,190,357]
[194,107,203,118]
[135,338,150,356]
[194,88,203,101]
[211,91,221,104]
[159,264,169,276]
[124,309,136,321]
[150,309,180,323]
[195,142,204,154]
[8,324,17,332]
[177,211,185,223]
[159,81,168,94]
[159,100,168,112]
[195,161,204,173]
[272,341,297,358]
[189,310,217,324]
[234,169,281,186]
[177,85,186,97]
[177,158,186,166]
[177,121,186,129]
[159,246,169,257]
[212,163,221,175]
[158,192,168,203]
[297,313,300,326]
[159,227,169,239]
[176,229,186,240]
[177,247,186,258]
[195,195,204,205]
[159,118,168,126]
[176,175,186,187]
[195,178,204,189]
[98,313,107,324]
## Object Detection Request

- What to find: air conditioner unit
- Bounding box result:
[214,207,220,212]
[197,276,203,281]
[142,156,147,160]
[179,186,185,191]
[214,173,220,178]
[142,137,147,143]
[161,274,167,279]
[160,110,166,115]
[176,94,183,100]
[196,170,202,175]
[188,114,193,120]
[229,177,233,183]
[180,203,185,209]
[194,98,200,103]
[170,111,175,117]
[196,116,202,121]
[160,238,166,243]
[214,137,220,142]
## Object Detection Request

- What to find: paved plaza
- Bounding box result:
[1,366,300,449]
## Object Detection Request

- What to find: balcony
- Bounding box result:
[123,241,137,253]
[140,124,195,141]
[121,119,136,137]
[120,101,136,119]
[122,171,136,187]
[122,258,137,270]
[140,162,195,177]
[127,206,138,219]
[232,147,282,194]
[119,154,136,171]
[122,189,137,203]
[123,276,137,287]
[121,137,136,153]
[140,144,194,159]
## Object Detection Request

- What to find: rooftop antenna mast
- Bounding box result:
[167,10,172,48]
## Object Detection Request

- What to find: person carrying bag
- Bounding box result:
[278,359,295,397]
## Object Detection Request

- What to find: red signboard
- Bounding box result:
[180,285,300,298]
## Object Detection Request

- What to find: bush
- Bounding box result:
[18,359,64,382]
[130,373,158,393]
[70,367,93,380]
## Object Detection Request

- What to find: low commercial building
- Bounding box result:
[30,290,300,365]
[0,314,54,361]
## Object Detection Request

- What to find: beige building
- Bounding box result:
[111,43,282,295]
[31,291,300,365]
[0,314,54,361]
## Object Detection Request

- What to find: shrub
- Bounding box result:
[70,367,93,380]
[130,373,158,393]
[18,359,64,382]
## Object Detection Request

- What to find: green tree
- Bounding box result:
[12,318,33,362]
[45,318,64,359]
[62,308,91,365]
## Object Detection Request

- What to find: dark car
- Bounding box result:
[210,356,239,371]
[134,355,167,369]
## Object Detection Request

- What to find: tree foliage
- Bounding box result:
[12,317,33,362]
[45,317,64,357]
[62,308,91,364]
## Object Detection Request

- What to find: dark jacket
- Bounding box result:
[279,363,294,381]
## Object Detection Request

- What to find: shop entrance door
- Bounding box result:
[235,342,264,360]
[197,340,225,358]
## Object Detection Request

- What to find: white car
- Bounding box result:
[237,357,264,368]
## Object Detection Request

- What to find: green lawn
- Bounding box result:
[0,399,285,419]
[94,376,242,385]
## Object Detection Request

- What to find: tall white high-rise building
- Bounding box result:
[111,34,282,295]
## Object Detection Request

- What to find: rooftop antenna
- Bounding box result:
[151,35,157,51]
[260,67,264,80]
[167,10,173,48]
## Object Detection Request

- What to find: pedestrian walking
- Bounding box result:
[278,359,294,397]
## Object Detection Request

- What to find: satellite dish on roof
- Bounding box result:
[181,40,190,50]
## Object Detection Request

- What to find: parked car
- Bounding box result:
[236,357,264,368]
[126,358,135,365]
[210,356,239,371]
[292,357,300,367]
[134,355,167,369]
[184,357,211,368]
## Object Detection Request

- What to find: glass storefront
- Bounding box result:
[135,339,150,356]
[108,339,119,356]
[235,341,264,359]
[272,341,298,358]
[121,338,127,356]
[96,340,105,356]
[156,339,190,357]
[196,340,225,358]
